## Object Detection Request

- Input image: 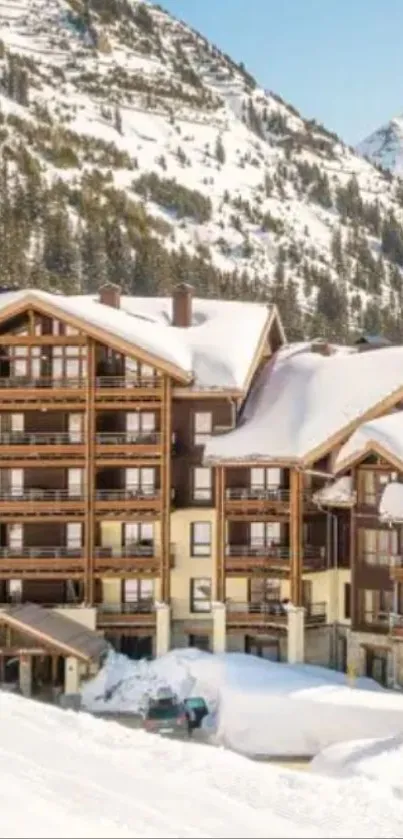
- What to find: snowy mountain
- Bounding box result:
[357,116,403,176]
[2,0,403,339]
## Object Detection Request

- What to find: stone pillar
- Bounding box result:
[64,656,80,694]
[212,601,226,654]
[156,602,171,657]
[287,605,305,664]
[19,655,32,697]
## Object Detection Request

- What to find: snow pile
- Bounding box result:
[311,734,403,792]
[4,691,403,838]
[313,476,356,507]
[81,649,403,757]
[379,481,403,522]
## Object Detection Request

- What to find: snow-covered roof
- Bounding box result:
[379,482,403,523]
[204,343,403,465]
[0,290,274,391]
[313,476,356,508]
[335,411,403,472]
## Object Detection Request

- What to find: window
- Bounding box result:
[344,583,351,620]
[124,579,154,607]
[194,412,212,445]
[11,414,24,433]
[364,589,393,626]
[251,467,281,490]
[250,522,280,548]
[360,528,398,567]
[193,467,212,502]
[68,468,83,498]
[191,522,212,556]
[68,414,82,443]
[126,467,155,496]
[8,524,22,550]
[126,412,156,438]
[124,522,153,546]
[67,522,82,549]
[190,578,212,613]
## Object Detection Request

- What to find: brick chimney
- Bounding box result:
[172,283,193,328]
[99,282,121,309]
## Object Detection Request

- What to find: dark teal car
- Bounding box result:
[142,695,209,738]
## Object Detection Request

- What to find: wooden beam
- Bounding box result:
[0,335,86,346]
[215,466,225,601]
[160,375,172,602]
[84,339,96,605]
[290,468,303,605]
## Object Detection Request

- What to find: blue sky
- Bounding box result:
[161,0,403,144]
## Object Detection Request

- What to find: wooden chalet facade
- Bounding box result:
[1,284,403,692]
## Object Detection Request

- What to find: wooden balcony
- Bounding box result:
[95,376,162,406]
[0,489,85,519]
[389,613,403,639]
[96,601,156,629]
[226,599,327,631]
[0,376,86,406]
[94,544,160,577]
[226,599,289,631]
[0,431,85,461]
[225,486,290,518]
[0,546,84,578]
[94,487,161,516]
[95,431,162,462]
[224,543,327,576]
[355,609,391,634]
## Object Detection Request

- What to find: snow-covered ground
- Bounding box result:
[81,648,403,757]
[3,689,403,838]
[311,733,403,792]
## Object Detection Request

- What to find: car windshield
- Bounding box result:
[147,704,182,720]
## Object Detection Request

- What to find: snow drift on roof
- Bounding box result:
[335,411,403,471]
[379,482,403,522]
[3,291,272,390]
[204,344,403,464]
[313,476,356,508]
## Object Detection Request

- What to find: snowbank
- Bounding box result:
[81,649,403,757]
[311,734,403,792]
[4,690,403,838]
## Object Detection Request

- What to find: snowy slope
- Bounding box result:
[358,116,403,174]
[3,689,403,838]
[2,0,403,331]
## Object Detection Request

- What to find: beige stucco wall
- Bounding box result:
[53,606,97,631]
[170,507,216,621]
[225,577,248,601]
[280,569,351,625]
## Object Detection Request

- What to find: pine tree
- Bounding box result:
[215,134,225,164]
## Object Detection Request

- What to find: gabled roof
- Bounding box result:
[0,603,108,663]
[204,343,403,466]
[334,411,403,474]
[0,290,281,392]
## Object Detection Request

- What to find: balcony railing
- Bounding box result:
[226,543,290,559]
[95,432,160,446]
[226,599,288,617]
[97,601,155,615]
[0,489,84,501]
[94,543,155,557]
[0,546,83,558]
[0,376,84,389]
[362,552,400,568]
[305,601,327,624]
[363,609,391,628]
[95,376,160,389]
[95,487,160,501]
[226,487,290,503]
[0,432,84,446]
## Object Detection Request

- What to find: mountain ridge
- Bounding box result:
[1,0,403,340]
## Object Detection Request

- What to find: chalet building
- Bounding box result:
[1,283,403,694]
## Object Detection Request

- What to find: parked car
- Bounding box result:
[142,694,209,738]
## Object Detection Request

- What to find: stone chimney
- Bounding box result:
[99,282,121,309]
[172,283,193,328]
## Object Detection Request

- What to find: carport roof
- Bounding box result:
[0,603,108,663]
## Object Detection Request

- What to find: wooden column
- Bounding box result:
[350,468,358,628]
[160,375,172,603]
[84,339,96,605]
[290,468,303,605]
[215,465,225,602]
